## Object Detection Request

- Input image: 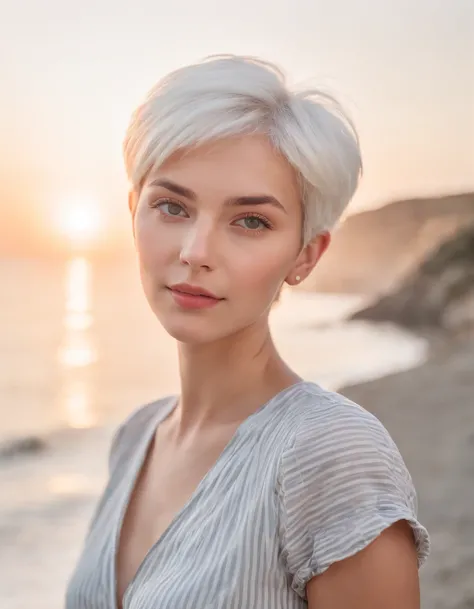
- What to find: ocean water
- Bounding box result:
[0,256,429,442]
[0,255,433,608]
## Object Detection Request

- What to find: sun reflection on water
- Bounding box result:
[57,257,97,428]
[63,257,94,332]
[62,379,96,429]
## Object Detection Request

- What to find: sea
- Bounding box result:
[0,254,433,607]
[0,255,429,443]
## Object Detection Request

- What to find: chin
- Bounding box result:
[158,317,227,345]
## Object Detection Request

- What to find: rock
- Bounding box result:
[351,225,474,330]
[0,436,48,459]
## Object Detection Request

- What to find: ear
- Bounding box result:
[286,232,331,286]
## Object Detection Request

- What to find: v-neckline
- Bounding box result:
[112,397,177,609]
[112,381,308,609]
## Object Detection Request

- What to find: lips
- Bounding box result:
[169,284,221,300]
[167,283,223,310]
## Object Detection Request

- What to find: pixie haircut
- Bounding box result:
[123,55,362,243]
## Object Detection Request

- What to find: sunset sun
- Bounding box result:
[53,194,103,247]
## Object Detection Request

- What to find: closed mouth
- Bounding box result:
[167,285,223,300]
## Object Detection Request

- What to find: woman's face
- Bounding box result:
[132,134,322,344]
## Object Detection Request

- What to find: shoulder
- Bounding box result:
[284,382,402,466]
[281,382,414,503]
[108,395,176,473]
[277,383,430,597]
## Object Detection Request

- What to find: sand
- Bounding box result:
[0,425,113,609]
[341,335,474,609]
[1,336,473,608]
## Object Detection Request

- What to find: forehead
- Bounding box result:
[150,135,301,205]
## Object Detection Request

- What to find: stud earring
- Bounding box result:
[295,275,301,282]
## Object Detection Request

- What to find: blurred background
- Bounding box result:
[1,1,473,607]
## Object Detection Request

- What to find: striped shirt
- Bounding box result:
[66,381,430,608]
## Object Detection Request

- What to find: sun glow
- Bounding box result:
[53,194,103,247]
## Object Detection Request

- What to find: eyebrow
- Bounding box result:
[148,178,287,213]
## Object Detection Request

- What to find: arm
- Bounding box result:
[307,520,420,609]
[277,397,430,604]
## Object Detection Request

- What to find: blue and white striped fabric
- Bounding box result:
[66,381,430,608]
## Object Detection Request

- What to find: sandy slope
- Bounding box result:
[341,336,474,609]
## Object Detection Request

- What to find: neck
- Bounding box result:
[175,320,299,432]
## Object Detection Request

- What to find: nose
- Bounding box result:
[179,222,216,271]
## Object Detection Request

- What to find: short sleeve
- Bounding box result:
[277,399,430,599]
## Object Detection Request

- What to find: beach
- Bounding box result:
[0,425,113,609]
[2,335,473,608]
[1,259,471,608]
[342,334,474,609]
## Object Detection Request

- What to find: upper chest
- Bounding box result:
[66,405,295,609]
[115,425,242,607]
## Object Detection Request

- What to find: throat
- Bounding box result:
[176,325,299,429]
[177,365,300,432]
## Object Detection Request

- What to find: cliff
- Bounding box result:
[301,192,474,294]
[351,225,474,330]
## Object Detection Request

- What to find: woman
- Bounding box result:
[66,55,429,609]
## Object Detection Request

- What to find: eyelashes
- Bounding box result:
[149,198,274,233]
[151,199,188,218]
[234,212,272,231]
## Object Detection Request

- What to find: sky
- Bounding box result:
[0,0,473,255]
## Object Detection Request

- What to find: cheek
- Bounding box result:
[134,213,172,268]
[232,247,293,298]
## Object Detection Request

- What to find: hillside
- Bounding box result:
[301,192,474,295]
[351,225,474,330]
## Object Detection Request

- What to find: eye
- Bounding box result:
[154,199,188,218]
[234,214,272,231]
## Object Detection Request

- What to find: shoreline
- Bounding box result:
[1,291,430,448]
[1,330,471,608]
[0,321,448,463]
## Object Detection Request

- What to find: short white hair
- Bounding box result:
[123,55,362,242]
